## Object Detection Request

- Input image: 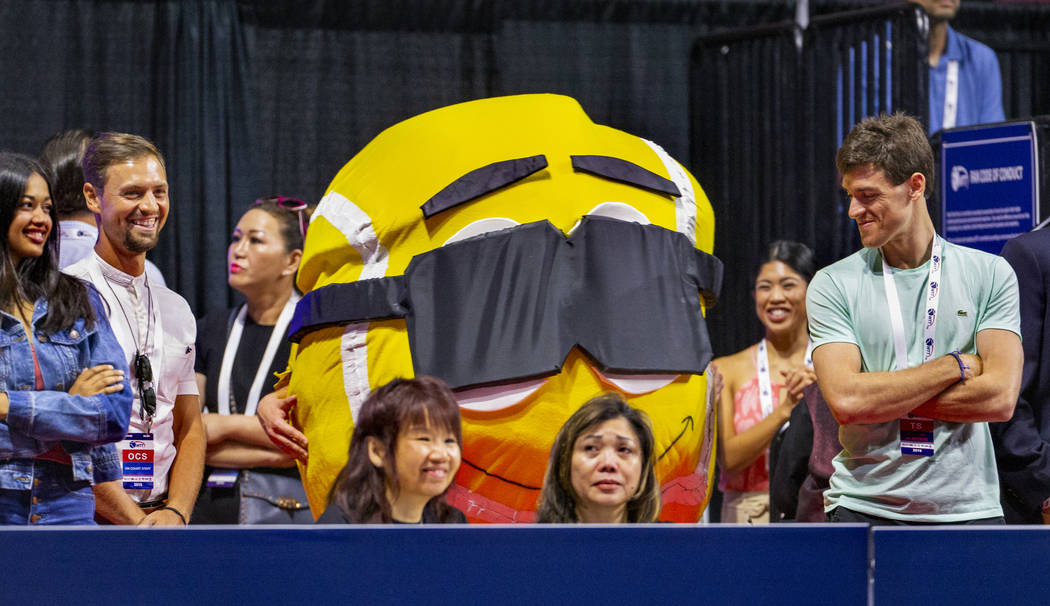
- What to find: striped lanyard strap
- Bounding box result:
[881,235,944,371]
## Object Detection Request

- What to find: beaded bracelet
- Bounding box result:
[948,350,969,383]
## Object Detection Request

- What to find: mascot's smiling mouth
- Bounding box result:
[460,458,542,491]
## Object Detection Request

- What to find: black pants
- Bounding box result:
[828,506,1005,525]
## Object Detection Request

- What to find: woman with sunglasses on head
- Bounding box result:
[191,196,313,524]
[0,152,132,525]
[707,241,817,524]
[318,376,466,524]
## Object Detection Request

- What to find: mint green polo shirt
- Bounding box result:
[807,240,1019,522]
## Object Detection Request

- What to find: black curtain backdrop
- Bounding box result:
[951,3,1050,124]
[693,4,933,359]
[816,1,1050,128]
[691,22,806,359]
[1,0,1047,354]
[0,0,256,314]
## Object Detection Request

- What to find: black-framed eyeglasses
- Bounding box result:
[255,195,308,238]
[134,352,157,418]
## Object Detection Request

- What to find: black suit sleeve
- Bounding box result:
[993,234,1050,522]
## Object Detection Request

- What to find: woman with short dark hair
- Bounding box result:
[319,376,466,524]
[536,393,660,523]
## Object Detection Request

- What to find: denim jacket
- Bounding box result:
[0,285,132,489]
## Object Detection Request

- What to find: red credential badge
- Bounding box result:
[119,432,155,490]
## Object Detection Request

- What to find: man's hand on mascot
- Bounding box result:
[257,388,308,462]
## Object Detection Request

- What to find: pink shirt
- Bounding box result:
[719,347,783,493]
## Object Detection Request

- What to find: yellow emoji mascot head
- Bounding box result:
[287,94,721,522]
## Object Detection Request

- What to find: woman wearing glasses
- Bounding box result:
[0,152,132,524]
[191,196,312,524]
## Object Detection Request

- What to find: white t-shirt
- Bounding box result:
[65,252,198,503]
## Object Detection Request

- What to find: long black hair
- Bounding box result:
[0,152,94,332]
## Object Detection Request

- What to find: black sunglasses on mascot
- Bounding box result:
[288,216,724,390]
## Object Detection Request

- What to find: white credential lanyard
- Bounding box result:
[756,338,814,419]
[943,60,959,130]
[882,236,944,371]
[216,293,300,416]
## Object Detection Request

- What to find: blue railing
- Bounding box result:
[4,524,1048,605]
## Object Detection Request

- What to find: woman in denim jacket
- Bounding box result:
[0,152,132,525]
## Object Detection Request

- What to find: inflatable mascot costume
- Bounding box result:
[284,94,722,522]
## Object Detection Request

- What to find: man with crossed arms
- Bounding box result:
[807,113,1022,524]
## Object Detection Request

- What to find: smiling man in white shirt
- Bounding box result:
[65,132,204,526]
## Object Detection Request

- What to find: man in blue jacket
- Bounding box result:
[917,0,1004,134]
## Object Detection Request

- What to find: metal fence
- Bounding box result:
[691,3,928,357]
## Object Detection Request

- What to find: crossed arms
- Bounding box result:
[814,328,1022,426]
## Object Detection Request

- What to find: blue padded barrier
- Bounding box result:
[0,524,868,605]
[873,526,1050,606]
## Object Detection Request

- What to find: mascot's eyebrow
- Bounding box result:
[570,155,681,197]
[421,154,548,218]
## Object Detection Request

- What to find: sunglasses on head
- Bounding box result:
[255,195,308,237]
